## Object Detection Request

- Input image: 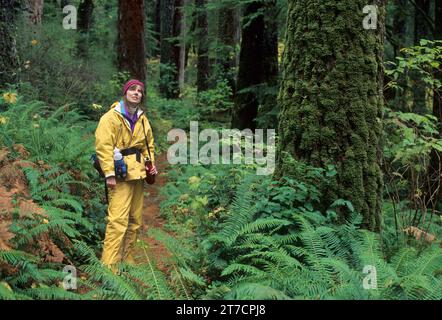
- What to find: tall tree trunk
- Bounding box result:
[217,5,238,93]
[0,0,19,88]
[76,0,94,58]
[154,0,161,48]
[424,0,442,209]
[171,0,182,98]
[160,0,180,98]
[392,0,407,58]
[231,0,278,131]
[412,0,431,114]
[178,0,187,90]
[275,0,385,231]
[388,0,409,110]
[117,0,147,84]
[145,0,160,57]
[196,0,209,92]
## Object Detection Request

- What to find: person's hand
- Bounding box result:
[146,164,158,175]
[106,176,117,189]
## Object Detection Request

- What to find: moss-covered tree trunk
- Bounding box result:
[275,0,385,231]
[117,0,147,83]
[231,0,278,131]
[0,0,19,89]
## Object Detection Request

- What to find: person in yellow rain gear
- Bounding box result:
[95,79,158,271]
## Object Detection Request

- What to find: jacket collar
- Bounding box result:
[111,101,144,133]
[113,100,144,118]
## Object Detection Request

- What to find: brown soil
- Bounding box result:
[132,153,173,272]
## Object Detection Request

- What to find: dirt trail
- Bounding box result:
[133,153,173,272]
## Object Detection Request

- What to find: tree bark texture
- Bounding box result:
[0,0,19,88]
[231,0,278,131]
[275,0,386,231]
[117,0,147,84]
[196,0,209,92]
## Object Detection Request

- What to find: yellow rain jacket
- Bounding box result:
[95,101,155,181]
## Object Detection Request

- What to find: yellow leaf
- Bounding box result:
[188,176,201,185]
[0,116,8,125]
[3,92,17,104]
[31,39,38,46]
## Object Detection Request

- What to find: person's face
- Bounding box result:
[126,85,143,105]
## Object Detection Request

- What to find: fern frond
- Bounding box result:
[225,283,292,300]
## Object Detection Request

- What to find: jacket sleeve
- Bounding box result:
[142,116,155,166]
[95,114,116,178]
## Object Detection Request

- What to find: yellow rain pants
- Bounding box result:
[101,179,144,267]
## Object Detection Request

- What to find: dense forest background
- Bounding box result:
[0,0,441,300]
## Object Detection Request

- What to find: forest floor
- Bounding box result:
[132,152,173,273]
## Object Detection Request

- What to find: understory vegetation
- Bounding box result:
[0,86,441,300]
[0,0,441,300]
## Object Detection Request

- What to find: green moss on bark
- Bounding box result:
[275,0,385,231]
[0,0,19,88]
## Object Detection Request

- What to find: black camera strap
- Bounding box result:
[141,118,153,162]
[104,179,109,204]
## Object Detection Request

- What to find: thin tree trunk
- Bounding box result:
[178,0,187,90]
[76,0,94,58]
[0,0,19,88]
[160,0,180,98]
[412,0,431,114]
[275,0,385,231]
[196,0,209,92]
[154,0,161,47]
[217,5,238,93]
[117,0,147,83]
[388,0,409,110]
[392,0,408,57]
[171,0,182,97]
[231,0,278,131]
